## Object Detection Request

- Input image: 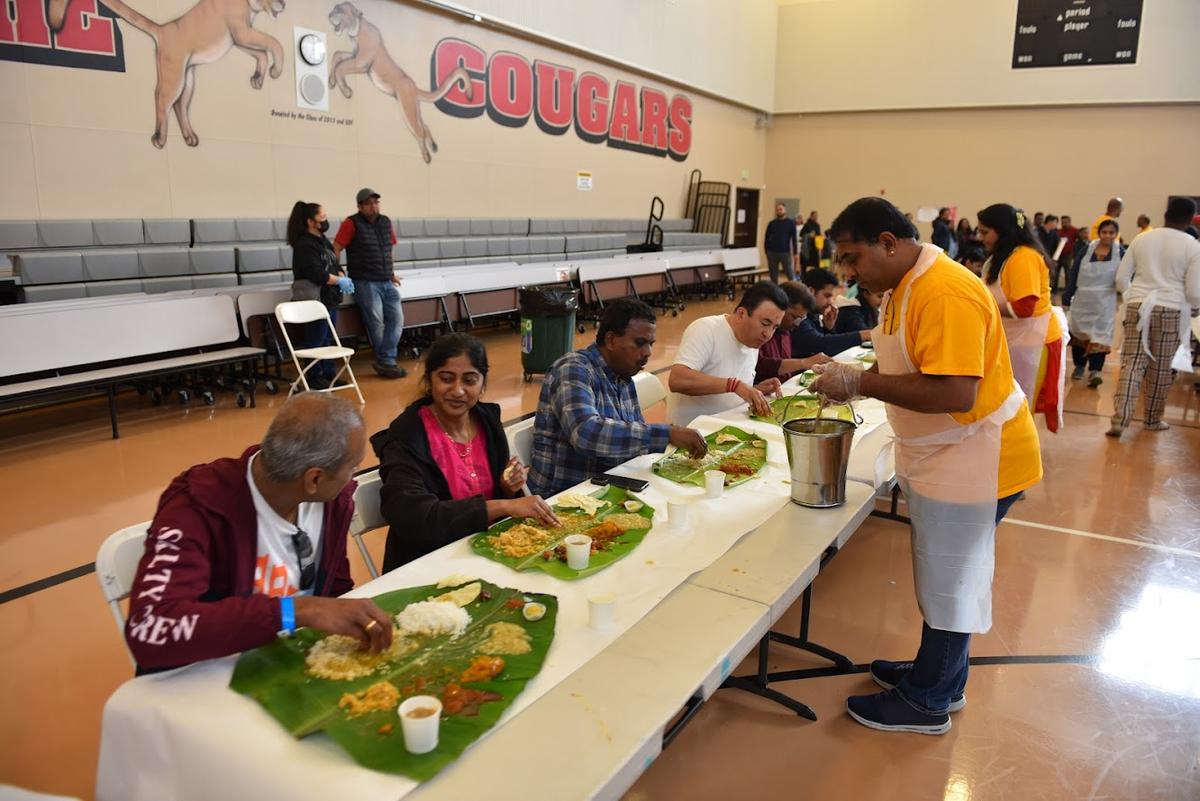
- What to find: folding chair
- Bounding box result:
[505,417,535,468]
[274,300,365,403]
[633,371,668,413]
[349,469,384,579]
[95,522,151,666]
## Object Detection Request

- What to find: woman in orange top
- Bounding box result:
[977,204,1067,433]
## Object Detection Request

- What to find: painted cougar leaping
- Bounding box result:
[51,0,286,148]
[328,2,475,163]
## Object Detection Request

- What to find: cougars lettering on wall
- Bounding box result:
[0,0,126,71]
[431,36,694,160]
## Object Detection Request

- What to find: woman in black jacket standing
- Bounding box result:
[287,201,351,389]
[371,334,559,571]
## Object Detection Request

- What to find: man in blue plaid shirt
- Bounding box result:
[529,299,709,496]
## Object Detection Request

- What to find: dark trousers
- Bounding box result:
[1071,344,1107,372]
[765,251,796,283]
[303,305,338,383]
[895,491,1021,714]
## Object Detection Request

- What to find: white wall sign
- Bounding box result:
[576,171,593,191]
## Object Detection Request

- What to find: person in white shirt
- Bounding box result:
[1108,197,1200,437]
[667,281,788,424]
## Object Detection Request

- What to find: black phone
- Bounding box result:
[591,473,650,493]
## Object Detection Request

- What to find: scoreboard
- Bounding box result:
[1013,0,1144,69]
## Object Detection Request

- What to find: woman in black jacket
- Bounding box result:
[833,285,883,334]
[287,201,350,388]
[371,334,559,571]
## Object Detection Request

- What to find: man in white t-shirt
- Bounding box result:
[125,393,392,672]
[667,281,789,424]
[1109,196,1200,436]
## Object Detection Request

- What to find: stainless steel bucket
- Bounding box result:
[782,417,856,507]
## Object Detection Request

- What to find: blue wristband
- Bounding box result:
[279,596,296,635]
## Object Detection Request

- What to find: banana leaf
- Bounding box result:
[750,394,857,425]
[651,425,767,489]
[797,370,817,387]
[230,580,556,781]
[469,485,654,580]
[857,351,877,364]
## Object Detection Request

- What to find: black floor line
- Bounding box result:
[0,562,96,605]
[1063,407,1199,429]
[743,653,1098,685]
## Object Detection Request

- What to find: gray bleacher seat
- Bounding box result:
[0,220,38,251]
[23,283,88,302]
[486,237,510,256]
[396,218,425,238]
[190,246,236,274]
[488,218,510,235]
[238,271,288,286]
[424,218,450,237]
[86,279,143,297]
[508,237,530,256]
[92,219,145,246]
[273,219,288,240]
[191,273,240,289]
[445,218,469,237]
[141,276,193,293]
[143,219,191,245]
[236,244,283,272]
[394,261,416,271]
[138,247,191,278]
[660,218,695,232]
[561,219,581,234]
[235,218,276,242]
[411,238,440,261]
[37,220,94,248]
[484,255,509,264]
[605,234,627,250]
[12,251,85,284]
[468,218,490,236]
[393,240,415,261]
[327,218,343,240]
[280,245,292,270]
[463,238,488,258]
[462,257,489,266]
[192,219,238,243]
[83,249,140,281]
[508,218,529,236]
[565,234,604,253]
[438,239,465,259]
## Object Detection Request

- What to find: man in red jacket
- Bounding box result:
[125,393,392,671]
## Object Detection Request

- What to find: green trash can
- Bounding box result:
[519,287,578,382]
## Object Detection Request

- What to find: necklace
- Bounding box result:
[431,407,481,490]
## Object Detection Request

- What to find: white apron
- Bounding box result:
[984,256,1050,402]
[1067,241,1120,347]
[1128,288,1195,374]
[876,246,1026,634]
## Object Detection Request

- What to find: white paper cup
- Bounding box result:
[564,534,592,570]
[589,592,616,630]
[399,695,442,754]
[667,500,691,528]
[704,470,726,499]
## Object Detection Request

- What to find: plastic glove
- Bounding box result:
[336,275,355,294]
[809,361,864,402]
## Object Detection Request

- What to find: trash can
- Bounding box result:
[519,287,578,382]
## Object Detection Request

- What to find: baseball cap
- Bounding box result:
[356,188,381,204]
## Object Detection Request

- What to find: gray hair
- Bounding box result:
[259,394,364,482]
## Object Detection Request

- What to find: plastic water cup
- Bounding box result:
[704,470,726,499]
[667,500,691,528]
[399,695,442,754]
[564,534,592,570]
[589,593,616,630]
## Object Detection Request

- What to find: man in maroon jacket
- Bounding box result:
[754,281,832,384]
[125,393,392,672]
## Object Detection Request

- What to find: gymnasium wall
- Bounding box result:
[761,103,1200,242]
[774,0,1200,113]
[0,0,767,221]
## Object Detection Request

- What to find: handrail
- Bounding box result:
[643,196,665,246]
[686,169,702,220]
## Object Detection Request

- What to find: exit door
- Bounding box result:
[733,188,760,248]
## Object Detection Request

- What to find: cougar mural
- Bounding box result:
[49,0,287,148]
[327,2,474,163]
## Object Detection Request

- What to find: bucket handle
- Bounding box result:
[801,395,863,426]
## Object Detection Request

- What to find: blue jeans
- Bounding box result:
[896,491,1022,714]
[303,305,337,382]
[353,280,403,366]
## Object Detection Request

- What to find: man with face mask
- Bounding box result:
[764,203,798,283]
[811,197,1042,735]
[333,188,407,379]
[529,299,707,496]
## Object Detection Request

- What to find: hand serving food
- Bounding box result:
[810,361,864,402]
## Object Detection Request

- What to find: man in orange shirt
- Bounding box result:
[1089,197,1123,240]
[812,197,1042,735]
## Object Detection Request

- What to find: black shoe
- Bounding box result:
[373,363,403,379]
[846,689,951,735]
[305,375,331,390]
[869,660,965,712]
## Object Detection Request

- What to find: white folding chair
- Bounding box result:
[633,371,668,413]
[95,522,150,666]
[349,469,384,579]
[274,300,365,403]
[505,417,535,468]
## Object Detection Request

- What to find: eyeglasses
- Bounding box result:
[291,528,316,591]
